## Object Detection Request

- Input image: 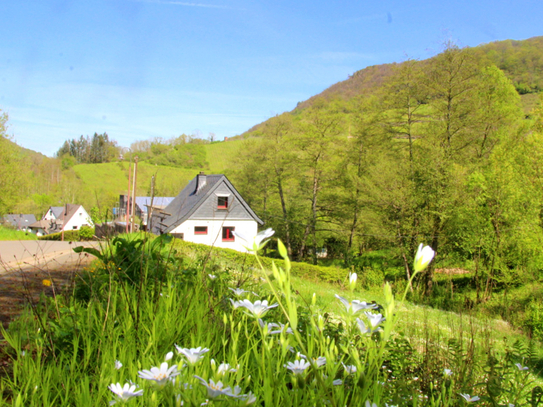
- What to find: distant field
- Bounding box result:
[0,226,37,241]
[71,140,245,207]
[205,139,243,174]
[73,161,197,201]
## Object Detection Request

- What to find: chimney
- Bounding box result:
[196,172,207,194]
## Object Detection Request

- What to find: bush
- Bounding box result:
[172,239,348,283]
[38,227,95,241]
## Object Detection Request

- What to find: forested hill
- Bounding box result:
[243,36,543,136]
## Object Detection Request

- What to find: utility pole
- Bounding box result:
[148,174,155,232]
[126,158,132,233]
[131,156,139,233]
[61,203,66,242]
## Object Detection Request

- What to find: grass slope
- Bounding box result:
[71,139,245,207]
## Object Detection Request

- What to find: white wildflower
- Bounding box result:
[175,346,210,365]
[413,243,435,273]
[138,362,180,386]
[108,382,143,405]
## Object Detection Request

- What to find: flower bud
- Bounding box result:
[349,272,357,292]
[413,244,435,273]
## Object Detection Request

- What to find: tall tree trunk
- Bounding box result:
[275,171,292,256]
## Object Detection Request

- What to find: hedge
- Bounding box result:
[172,239,347,284]
[38,226,95,242]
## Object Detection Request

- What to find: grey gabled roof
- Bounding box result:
[154,174,263,234]
[134,197,175,212]
[49,207,65,219]
[3,214,37,228]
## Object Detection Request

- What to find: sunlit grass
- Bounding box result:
[0,226,37,241]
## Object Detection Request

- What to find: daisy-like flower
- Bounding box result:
[356,318,372,334]
[333,379,343,386]
[515,363,529,371]
[210,359,238,376]
[460,394,480,402]
[208,274,217,280]
[258,319,293,335]
[175,346,210,365]
[335,294,377,314]
[114,360,123,370]
[239,391,257,405]
[299,354,326,368]
[138,362,180,386]
[342,362,357,374]
[165,351,174,361]
[444,369,452,376]
[365,402,378,407]
[108,382,143,405]
[364,311,386,329]
[234,299,278,318]
[413,243,435,273]
[232,228,275,252]
[194,375,235,398]
[229,287,250,297]
[284,360,311,375]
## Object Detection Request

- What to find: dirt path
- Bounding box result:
[0,242,98,334]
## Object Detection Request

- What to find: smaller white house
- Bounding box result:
[28,204,94,236]
[150,172,264,253]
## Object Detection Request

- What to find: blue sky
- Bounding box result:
[2,0,542,156]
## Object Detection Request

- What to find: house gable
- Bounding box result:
[190,180,257,221]
[151,173,263,235]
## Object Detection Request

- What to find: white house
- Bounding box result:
[150,172,264,253]
[28,204,94,236]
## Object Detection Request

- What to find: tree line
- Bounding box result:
[232,43,543,296]
[56,133,120,166]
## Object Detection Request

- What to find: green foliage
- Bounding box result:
[2,237,541,406]
[172,238,348,283]
[56,132,119,164]
[149,143,208,169]
[0,225,38,241]
[73,233,180,301]
[37,227,95,242]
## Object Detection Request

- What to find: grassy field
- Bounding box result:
[72,139,245,207]
[0,226,37,241]
[1,235,541,406]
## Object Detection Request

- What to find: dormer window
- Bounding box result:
[217,196,228,209]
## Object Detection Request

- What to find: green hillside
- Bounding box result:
[68,139,245,213]
[243,36,543,137]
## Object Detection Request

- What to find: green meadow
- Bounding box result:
[1,234,541,406]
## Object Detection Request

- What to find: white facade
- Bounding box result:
[64,207,94,231]
[169,219,258,253]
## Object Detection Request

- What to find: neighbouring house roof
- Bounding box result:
[134,197,175,212]
[3,214,37,229]
[153,173,263,234]
[47,207,65,219]
[28,219,56,230]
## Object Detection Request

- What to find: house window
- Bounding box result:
[217,196,228,209]
[194,226,208,235]
[170,233,184,240]
[222,226,235,242]
[73,226,78,230]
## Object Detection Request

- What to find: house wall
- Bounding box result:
[169,219,258,253]
[43,210,57,221]
[29,227,46,237]
[63,207,94,231]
